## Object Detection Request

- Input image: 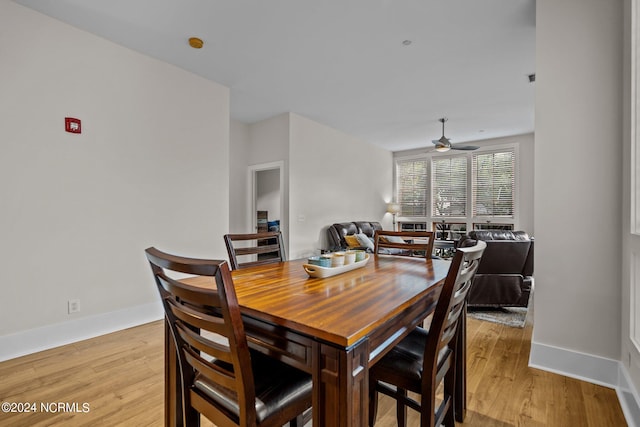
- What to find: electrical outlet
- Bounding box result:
[68,299,80,314]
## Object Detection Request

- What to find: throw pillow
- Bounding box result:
[355,233,375,252]
[380,235,406,244]
[344,235,361,248]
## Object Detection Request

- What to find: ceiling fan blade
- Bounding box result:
[451,145,479,151]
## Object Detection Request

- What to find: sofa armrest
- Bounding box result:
[326,226,342,251]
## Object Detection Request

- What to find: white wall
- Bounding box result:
[515,133,535,234]
[0,3,229,341]
[249,114,290,250]
[289,113,393,258]
[228,112,393,259]
[230,117,286,235]
[533,0,622,359]
[248,114,290,165]
[229,120,250,234]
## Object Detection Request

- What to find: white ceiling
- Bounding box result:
[15,0,536,152]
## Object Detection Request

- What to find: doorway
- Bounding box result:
[249,161,285,246]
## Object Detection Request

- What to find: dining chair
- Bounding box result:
[224,231,286,270]
[145,247,312,427]
[368,240,487,427]
[373,230,436,259]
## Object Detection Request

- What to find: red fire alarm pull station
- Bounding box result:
[65,117,81,134]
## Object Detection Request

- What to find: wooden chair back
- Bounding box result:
[374,230,436,259]
[420,240,486,426]
[224,231,286,270]
[145,247,258,425]
[368,239,486,427]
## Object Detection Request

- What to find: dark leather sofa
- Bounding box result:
[326,221,382,252]
[458,230,533,308]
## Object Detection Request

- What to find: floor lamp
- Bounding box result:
[386,202,401,231]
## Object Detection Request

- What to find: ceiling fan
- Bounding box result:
[432,118,479,152]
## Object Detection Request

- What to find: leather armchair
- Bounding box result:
[458,230,533,308]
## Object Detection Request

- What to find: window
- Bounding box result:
[472,149,515,217]
[394,145,517,228]
[432,156,467,217]
[396,158,428,216]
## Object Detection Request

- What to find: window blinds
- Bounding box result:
[472,149,515,217]
[431,156,467,217]
[397,158,428,216]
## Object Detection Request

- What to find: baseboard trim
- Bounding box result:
[529,341,620,387]
[530,341,640,427]
[0,302,164,362]
[617,363,640,427]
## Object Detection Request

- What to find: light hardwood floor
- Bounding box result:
[0,316,627,426]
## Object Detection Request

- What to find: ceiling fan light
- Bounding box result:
[435,145,451,153]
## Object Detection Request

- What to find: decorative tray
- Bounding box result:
[303,254,370,278]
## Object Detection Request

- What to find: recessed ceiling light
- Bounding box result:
[402,40,412,46]
[189,37,204,49]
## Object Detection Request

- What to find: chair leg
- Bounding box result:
[369,382,379,426]
[289,413,304,427]
[443,398,455,427]
[443,363,457,427]
[184,406,200,427]
[396,388,407,427]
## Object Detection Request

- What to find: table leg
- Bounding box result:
[454,304,467,422]
[313,339,370,426]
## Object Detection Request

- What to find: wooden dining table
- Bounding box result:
[168,254,465,427]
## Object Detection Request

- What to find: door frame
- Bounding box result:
[248,161,285,236]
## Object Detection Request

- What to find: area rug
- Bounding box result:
[467,307,528,328]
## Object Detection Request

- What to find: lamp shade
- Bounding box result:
[386,202,401,215]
